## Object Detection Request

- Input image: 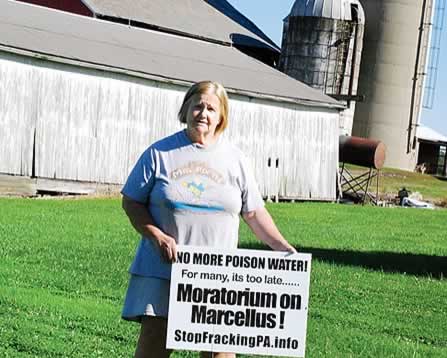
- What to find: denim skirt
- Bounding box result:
[121,274,170,322]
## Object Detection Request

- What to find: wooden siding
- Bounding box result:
[0,55,36,176]
[0,51,339,200]
[227,97,339,200]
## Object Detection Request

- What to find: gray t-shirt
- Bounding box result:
[122,130,264,279]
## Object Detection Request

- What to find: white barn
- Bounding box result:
[0,0,343,200]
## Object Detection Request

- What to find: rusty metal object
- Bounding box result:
[339,136,386,169]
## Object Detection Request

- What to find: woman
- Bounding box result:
[121,81,296,358]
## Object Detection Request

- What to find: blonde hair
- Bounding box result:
[178,81,229,135]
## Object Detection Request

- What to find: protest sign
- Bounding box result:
[166,246,312,357]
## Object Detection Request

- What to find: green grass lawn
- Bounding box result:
[0,198,446,357]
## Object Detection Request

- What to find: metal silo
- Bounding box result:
[352,0,436,170]
[279,0,365,135]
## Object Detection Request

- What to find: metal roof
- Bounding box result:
[417,125,447,144]
[288,0,365,23]
[205,0,280,50]
[0,0,342,108]
[81,0,279,52]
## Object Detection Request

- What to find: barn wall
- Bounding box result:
[0,54,36,176]
[0,51,339,200]
[226,97,339,200]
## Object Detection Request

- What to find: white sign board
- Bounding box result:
[167,246,312,357]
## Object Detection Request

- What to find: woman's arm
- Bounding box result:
[122,195,177,262]
[242,207,297,253]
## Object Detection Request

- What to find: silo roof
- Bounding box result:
[288,0,365,23]
[0,0,342,109]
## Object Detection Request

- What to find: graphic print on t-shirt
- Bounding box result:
[167,161,230,214]
[182,180,205,198]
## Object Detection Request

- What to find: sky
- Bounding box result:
[227,0,447,136]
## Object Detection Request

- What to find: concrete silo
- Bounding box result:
[279,0,365,135]
[352,0,435,170]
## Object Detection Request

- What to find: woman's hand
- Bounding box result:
[122,195,177,262]
[154,233,178,263]
[285,244,298,254]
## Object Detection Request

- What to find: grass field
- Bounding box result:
[343,164,447,204]
[379,168,447,203]
[0,198,446,357]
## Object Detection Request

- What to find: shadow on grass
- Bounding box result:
[242,243,446,279]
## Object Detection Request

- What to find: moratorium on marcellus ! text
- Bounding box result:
[177,284,303,329]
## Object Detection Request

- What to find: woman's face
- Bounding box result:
[186,91,221,139]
